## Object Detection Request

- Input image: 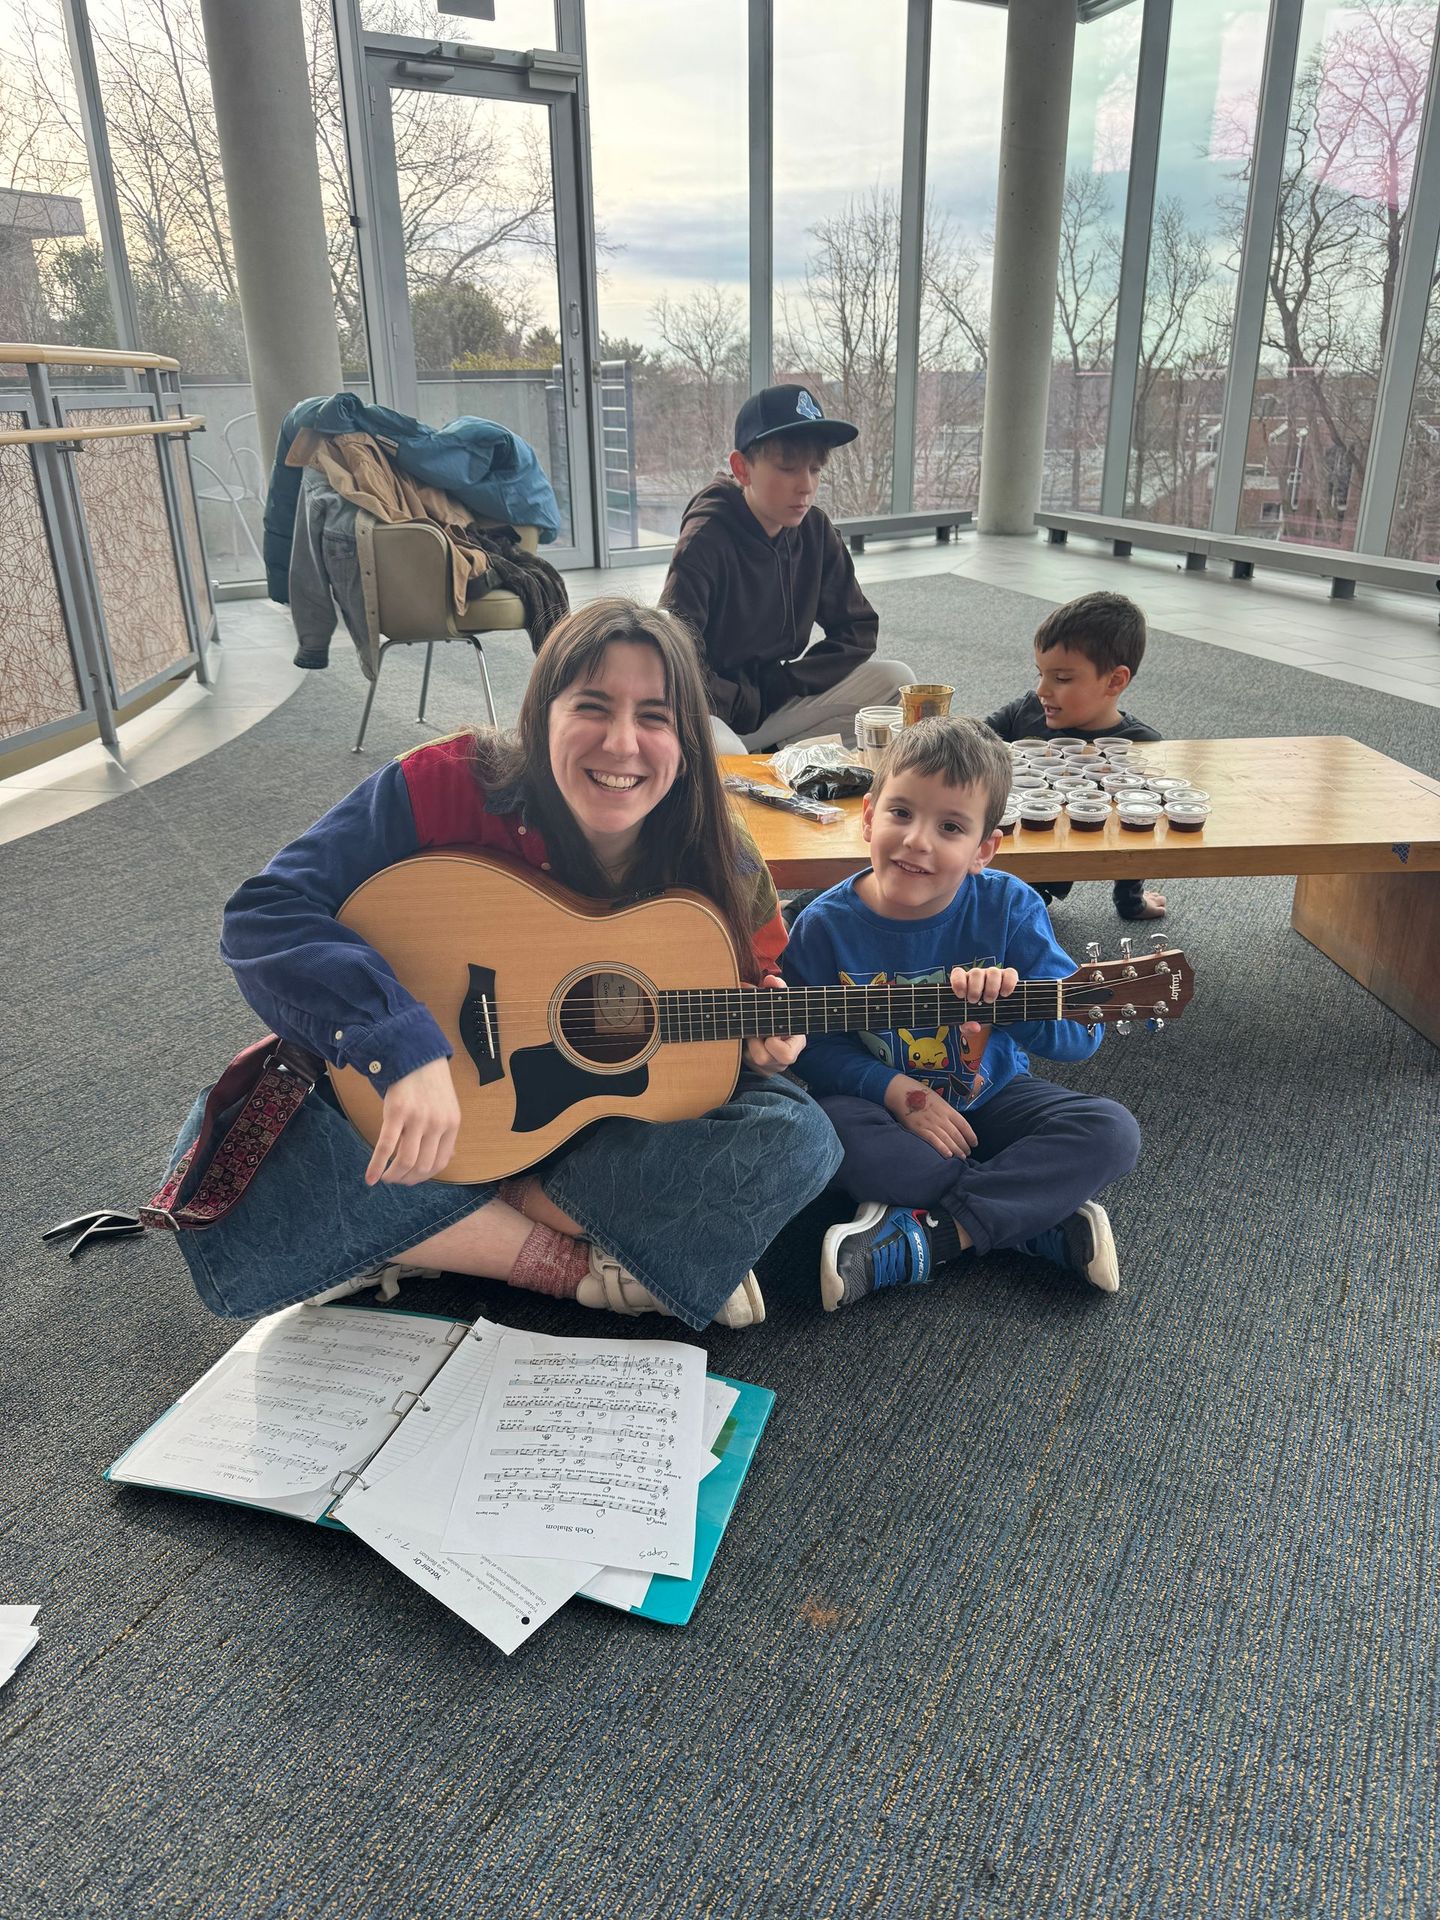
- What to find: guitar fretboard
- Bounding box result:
[654,982,1103,1044]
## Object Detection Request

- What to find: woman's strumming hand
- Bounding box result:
[743,974,806,1076]
[365,1057,462,1186]
[883,1073,978,1159]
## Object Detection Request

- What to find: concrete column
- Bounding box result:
[977,0,1076,535]
[199,0,342,466]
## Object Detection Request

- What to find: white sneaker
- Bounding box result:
[575,1245,765,1329]
[306,1261,440,1307]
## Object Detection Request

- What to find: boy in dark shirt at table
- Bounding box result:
[985,591,1165,922]
[783,715,1141,1311]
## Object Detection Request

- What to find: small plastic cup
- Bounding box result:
[1046,735,1085,751]
[1102,771,1146,794]
[996,802,1021,836]
[1116,797,1161,832]
[1165,799,1210,831]
[1012,772,1050,793]
[1095,737,1134,755]
[1167,786,1209,805]
[1144,776,1189,799]
[1055,775,1101,796]
[1018,797,1062,831]
[1065,798,1111,832]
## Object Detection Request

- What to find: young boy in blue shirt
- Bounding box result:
[985,590,1165,923]
[783,715,1141,1310]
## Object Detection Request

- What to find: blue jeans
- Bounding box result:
[819,1074,1140,1254]
[165,1071,841,1330]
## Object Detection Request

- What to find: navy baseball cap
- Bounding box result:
[733,384,858,452]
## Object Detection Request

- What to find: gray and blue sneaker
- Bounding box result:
[1018,1201,1119,1293]
[821,1202,957,1312]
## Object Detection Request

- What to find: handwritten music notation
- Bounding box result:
[444,1334,706,1578]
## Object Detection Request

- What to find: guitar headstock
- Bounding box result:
[1061,938,1194,1034]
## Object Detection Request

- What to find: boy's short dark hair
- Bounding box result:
[872,715,1012,837]
[1033,591,1147,678]
[741,433,832,467]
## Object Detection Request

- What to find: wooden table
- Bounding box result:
[722,739,1440,1046]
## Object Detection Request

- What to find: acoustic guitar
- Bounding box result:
[329,851,1195,1183]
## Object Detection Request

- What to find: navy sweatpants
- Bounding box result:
[819,1074,1140,1255]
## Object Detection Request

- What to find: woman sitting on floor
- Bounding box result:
[160,598,842,1329]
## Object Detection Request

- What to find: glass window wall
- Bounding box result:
[587,0,748,549]
[0,1,116,357]
[360,0,557,48]
[1237,0,1437,551]
[915,0,1008,514]
[773,0,908,518]
[1124,0,1269,526]
[1043,5,1141,513]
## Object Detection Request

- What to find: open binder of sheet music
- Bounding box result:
[106,1304,774,1655]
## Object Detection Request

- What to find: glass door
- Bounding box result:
[355,45,595,567]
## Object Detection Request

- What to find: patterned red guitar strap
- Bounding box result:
[140,1039,320,1232]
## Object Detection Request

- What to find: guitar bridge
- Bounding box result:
[458,965,504,1087]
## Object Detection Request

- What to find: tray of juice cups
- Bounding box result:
[1065,796,1111,832]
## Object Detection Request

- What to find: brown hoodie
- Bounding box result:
[659,478,880,734]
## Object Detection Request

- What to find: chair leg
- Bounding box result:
[417,642,435,724]
[471,638,498,728]
[354,644,387,752]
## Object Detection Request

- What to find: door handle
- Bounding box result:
[568,300,581,338]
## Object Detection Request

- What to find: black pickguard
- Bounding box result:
[509,1044,650,1135]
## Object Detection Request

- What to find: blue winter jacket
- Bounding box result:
[262,392,562,600]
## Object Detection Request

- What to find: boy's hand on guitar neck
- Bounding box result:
[365,1056,463,1186]
[743,973,806,1077]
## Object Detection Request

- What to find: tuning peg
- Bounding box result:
[1115,1019,1133,1036]
[1119,937,1134,960]
[1147,1015,1166,1033]
[1150,935,1167,953]
[1085,942,1101,963]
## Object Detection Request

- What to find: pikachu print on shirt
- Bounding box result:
[839,964,995,1107]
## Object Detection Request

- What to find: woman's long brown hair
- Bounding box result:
[473,598,758,958]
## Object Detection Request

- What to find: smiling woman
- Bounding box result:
[154,597,842,1334]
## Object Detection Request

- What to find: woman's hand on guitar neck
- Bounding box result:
[364,1057,463,1186]
[743,973,806,1077]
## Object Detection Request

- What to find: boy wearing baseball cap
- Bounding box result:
[660,384,914,751]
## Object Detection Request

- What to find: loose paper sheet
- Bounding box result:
[111,1306,460,1517]
[335,1318,600,1655]
[577,1380,739,1610]
[444,1332,705,1577]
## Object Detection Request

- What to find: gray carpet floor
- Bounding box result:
[3,572,1439,1919]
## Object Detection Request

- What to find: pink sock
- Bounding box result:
[498,1177,534,1217]
[510,1222,586,1298]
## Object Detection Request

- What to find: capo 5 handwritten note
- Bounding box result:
[444,1333,706,1577]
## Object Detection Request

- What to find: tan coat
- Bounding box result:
[286,428,489,619]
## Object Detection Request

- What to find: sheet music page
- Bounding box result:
[111,1306,460,1510]
[577,1379,740,1609]
[443,1332,706,1577]
[335,1318,601,1654]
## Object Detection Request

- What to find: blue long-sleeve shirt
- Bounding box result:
[781,869,1101,1113]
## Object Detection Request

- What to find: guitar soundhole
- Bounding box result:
[557,970,656,1067]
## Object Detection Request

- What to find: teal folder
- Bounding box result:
[587,1373,776,1626]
